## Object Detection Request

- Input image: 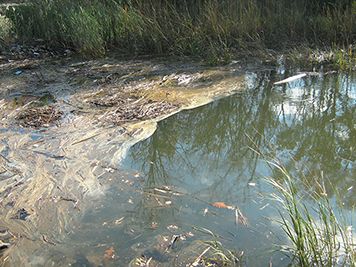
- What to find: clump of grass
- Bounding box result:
[203,239,242,266]
[286,45,356,71]
[334,46,356,71]
[5,0,114,56]
[0,14,12,48]
[5,0,170,56]
[267,160,355,266]
[193,226,242,266]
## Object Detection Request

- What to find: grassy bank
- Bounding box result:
[1,0,356,66]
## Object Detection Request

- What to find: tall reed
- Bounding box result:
[3,0,356,59]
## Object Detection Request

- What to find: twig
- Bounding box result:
[0,154,11,163]
[59,196,77,203]
[146,257,152,267]
[190,246,211,267]
[41,235,56,245]
[71,132,102,145]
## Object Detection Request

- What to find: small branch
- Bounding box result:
[190,246,211,267]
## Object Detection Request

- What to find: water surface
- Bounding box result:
[45,71,356,266]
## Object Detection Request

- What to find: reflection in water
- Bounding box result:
[42,71,355,266]
[128,72,355,199]
[122,72,355,265]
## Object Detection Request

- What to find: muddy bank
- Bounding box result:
[0,55,247,266]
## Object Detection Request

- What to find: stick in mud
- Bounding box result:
[190,246,211,267]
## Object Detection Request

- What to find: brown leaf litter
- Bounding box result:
[15,105,63,128]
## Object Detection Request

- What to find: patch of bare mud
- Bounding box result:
[0,55,246,266]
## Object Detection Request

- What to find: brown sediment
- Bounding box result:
[0,55,246,266]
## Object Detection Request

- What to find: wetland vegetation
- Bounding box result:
[1,0,356,67]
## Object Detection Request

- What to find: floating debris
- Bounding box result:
[0,240,10,250]
[0,228,12,252]
[12,208,30,220]
[152,186,184,196]
[104,246,116,260]
[235,208,248,226]
[274,73,307,85]
[167,225,179,231]
[130,255,153,267]
[150,222,158,229]
[210,202,235,210]
[59,196,77,204]
[167,234,182,250]
[114,217,125,225]
[31,150,65,160]
[203,208,209,216]
[259,203,270,210]
[210,202,248,226]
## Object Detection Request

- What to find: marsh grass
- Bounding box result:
[334,46,356,70]
[285,45,356,71]
[266,160,355,266]
[0,14,12,48]
[3,0,356,64]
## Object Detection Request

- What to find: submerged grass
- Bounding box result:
[266,160,355,266]
[193,226,242,266]
[2,0,355,65]
[203,240,241,266]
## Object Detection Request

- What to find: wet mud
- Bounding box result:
[0,55,246,266]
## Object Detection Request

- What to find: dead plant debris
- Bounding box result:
[104,246,116,260]
[85,91,179,125]
[210,202,248,226]
[15,105,63,128]
[106,100,178,124]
